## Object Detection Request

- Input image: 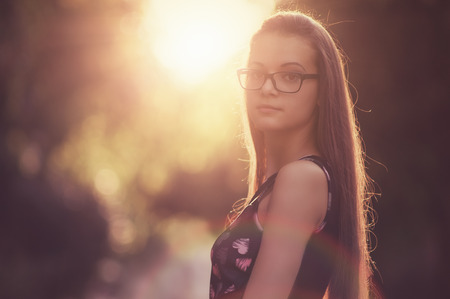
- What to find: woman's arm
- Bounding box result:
[242,160,329,299]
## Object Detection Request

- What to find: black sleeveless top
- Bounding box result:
[210,156,339,299]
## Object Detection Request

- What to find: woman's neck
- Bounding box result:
[264,127,319,177]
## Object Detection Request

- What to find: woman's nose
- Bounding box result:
[260,77,278,95]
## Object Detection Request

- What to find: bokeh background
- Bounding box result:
[1,0,449,298]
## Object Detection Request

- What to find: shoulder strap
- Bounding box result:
[248,172,278,206]
[299,155,332,183]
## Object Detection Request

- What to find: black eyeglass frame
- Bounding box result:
[237,68,320,93]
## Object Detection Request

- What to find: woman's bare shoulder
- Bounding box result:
[277,158,327,185]
[268,159,329,229]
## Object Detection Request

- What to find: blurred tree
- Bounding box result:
[0,2,110,298]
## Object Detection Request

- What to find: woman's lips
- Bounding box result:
[257,105,281,113]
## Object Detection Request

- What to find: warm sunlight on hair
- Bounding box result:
[143,0,274,85]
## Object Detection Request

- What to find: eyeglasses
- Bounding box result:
[237,68,319,93]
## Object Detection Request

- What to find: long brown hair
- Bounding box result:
[238,11,374,298]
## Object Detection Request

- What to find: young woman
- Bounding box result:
[210,11,374,299]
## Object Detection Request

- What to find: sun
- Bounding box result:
[143,0,274,85]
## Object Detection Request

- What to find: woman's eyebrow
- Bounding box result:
[247,61,264,68]
[280,62,306,71]
[247,61,307,71]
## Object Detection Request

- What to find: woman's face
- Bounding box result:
[246,32,320,134]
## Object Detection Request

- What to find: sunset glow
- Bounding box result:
[144,0,274,84]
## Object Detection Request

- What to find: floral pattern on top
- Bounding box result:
[232,238,250,255]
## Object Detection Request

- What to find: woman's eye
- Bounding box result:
[249,71,263,80]
[283,73,301,81]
